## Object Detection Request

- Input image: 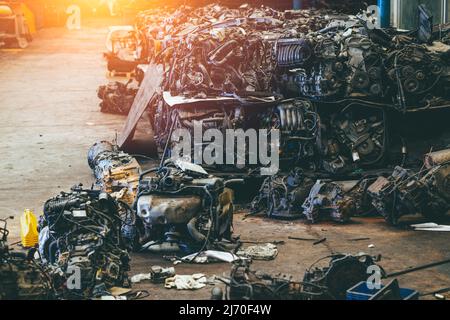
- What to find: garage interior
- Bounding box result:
[1,0,450,301]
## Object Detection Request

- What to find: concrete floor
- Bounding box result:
[1,20,450,300]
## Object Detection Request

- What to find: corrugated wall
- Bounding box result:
[397,0,445,30]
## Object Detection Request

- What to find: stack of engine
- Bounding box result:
[120,4,450,109]
[97,5,340,112]
[152,6,340,98]
[95,3,450,226]
[274,28,450,111]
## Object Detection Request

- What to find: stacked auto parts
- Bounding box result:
[384,43,450,111]
[120,3,450,226]
[320,103,387,174]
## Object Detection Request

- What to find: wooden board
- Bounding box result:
[118,63,163,148]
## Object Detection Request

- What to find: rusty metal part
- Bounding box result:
[367,163,450,225]
[88,141,141,205]
[1,217,51,300]
[226,253,381,300]
[135,161,235,252]
[38,186,131,299]
[97,81,138,115]
[250,168,315,219]
[424,148,450,168]
[302,180,355,223]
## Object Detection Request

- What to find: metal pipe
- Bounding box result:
[444,0,449,24]
[384,257,450,278]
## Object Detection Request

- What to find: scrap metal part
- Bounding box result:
[38,185,131,299]
[0,217,51,300]
[302,180,355,223]
[250,168,315,219]
[88,141,141,206]
[424,148,450,168]
[97,81,138,115]
[225,253,382,300]
[367,161,450,225]
[227,259,302,300]
[135,160,235,253]
[302,253,383,300]
[103,26,143,74]
[154,97,320,175]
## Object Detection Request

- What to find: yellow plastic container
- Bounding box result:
[20,209,38,248]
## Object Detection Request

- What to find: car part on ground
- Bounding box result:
[131,265,176,284]
[103,26,144,74]
[301,180,355,223]
[0,217,52,300]
[302,253,383,300]
[226,259,302,300]
[38,185,131,299]
[250,168,315,219]
[224,253,382,300]
[367,161,450,225]
[87,141,141,206]
[97,81,138,115]
[135,160,235,254]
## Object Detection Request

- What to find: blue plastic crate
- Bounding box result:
[346,281,419,300]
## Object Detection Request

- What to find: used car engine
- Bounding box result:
[38,185,131,299]
[135,160,235,253]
